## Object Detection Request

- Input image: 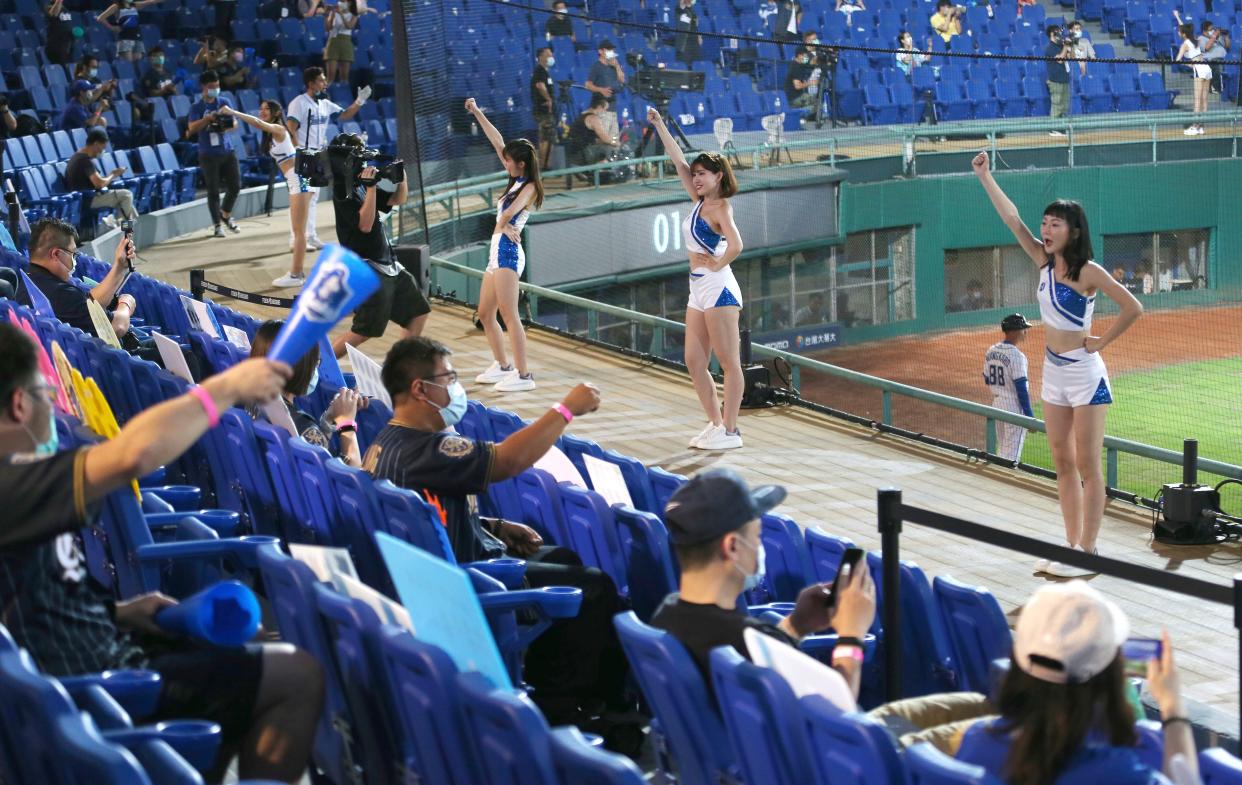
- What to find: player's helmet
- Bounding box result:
[1001,313,1032,332]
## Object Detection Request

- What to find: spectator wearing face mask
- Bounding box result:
[140,46,178,98]
[545,0,574,40]
[895,30,932,76]
[1066,20,1095,75]
[1188,15,1230,92]
[674,0,702,66]
[74,55,119,103]
[60,80,109,131]
[784,47,819,109]
[217,45,254,91]
[531,48,557,168]
[585,40,626,107]
[186,71,242,238]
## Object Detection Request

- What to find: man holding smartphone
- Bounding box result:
[65,128,138,230]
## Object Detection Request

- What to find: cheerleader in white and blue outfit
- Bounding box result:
[974,151,1143,577]
[650,108,746,450]
[465,97,545,393]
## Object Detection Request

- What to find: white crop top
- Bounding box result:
[497,178,531,232]
[682,199,727,260]
[1037,263,1095,331]
[269,128,296,161]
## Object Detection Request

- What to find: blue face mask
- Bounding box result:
[206,87,220,99]
[735,536,767,592]
[22,393,59,457]
[425,380,468,428]
[306,367,319,396]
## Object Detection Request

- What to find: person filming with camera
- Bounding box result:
[930,0,963,42]
[326,132,431,357]
[187,70,242,238]
[1045,25,1073,130]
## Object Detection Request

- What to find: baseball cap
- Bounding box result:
[1013,581,1129,684]
[1001,313,1032,331]
[72,79,94,95]
[664,467,786,545]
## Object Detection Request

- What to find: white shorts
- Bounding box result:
[487,232,525,277]
[1192,63,1212,80]
[687,266,743,311]
[283,165,313,195]
[1042,347,1113,408]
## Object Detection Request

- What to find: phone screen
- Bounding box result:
[829,547,865,605]
[1121,638,1162,677]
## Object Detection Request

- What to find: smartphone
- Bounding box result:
[1121,638,1162,677]
[829,547,865,603]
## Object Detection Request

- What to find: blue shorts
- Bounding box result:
[487,232,525,276]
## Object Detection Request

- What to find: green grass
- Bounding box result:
[1020,357,1242,510]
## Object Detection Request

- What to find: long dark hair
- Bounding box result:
[994,656,1136,785]
[1043,199,1093,281]
[690,152,738,198]
[502,138,544,209]
[250,319,319,397]
[260,99,285,157]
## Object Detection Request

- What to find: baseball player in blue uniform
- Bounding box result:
[983,314,1033,462]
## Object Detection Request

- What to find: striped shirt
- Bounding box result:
[362,422,505,562]
[0,448,144,676]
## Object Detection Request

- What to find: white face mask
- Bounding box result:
[546,56,555,67]
[604,49,617,60]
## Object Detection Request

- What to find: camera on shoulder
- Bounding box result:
[325,132,405,194]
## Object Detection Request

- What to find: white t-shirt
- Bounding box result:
[287,93,345,150]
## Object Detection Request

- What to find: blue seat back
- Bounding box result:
[559,432,604,482]
[323,458,396,594]
[548,727,647,785]
[456,400,495,443]
[454,672,559,785]
[252,420,319,544]
[906,742,1004,784]
[612,506,678,622]
[372,480,458,564]
[558,485,628,595]
[710,646,815,785]
[613,611,736,785]
[932,575,1012,694]
[648,466,687,518]
[869,554,961,697]
[746,512,813,604]
[600,449,658,514]
[800,695,905,785]
[805,527,858,584]
[218,409,285,539]
[513,468,570,545]
[1202,748,1242,785]
[378,628,482,785]
[287,438,340,545]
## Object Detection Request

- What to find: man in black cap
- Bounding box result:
[649,466,876,698]
[982,314,1033,463]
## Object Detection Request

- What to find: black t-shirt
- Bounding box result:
[0,449,144,676]
[141,66,174,97]
[545,14,573,37]
[649,595,796,693]
[785,60,813,100]
[362,424,506,563]
[332,184,395,265]
[18,264,97,336]
[65,151,97,192]
[1046,42,1070,83]
[45,2,75,47]
[568,111,597,153]
[531,64,553,113]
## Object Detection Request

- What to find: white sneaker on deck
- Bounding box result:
[1045,546,1099,578]
[495,372,536,392]
[475,361,515,384]
[698,427,743,451]
[272,272,306,288]
[689,422,720,448]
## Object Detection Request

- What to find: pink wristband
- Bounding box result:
[551,403,573,424]
[334,419,357,431]
[189,386,220,428]
[832,645,865,663]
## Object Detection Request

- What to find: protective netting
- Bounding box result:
[391,0,1242,504]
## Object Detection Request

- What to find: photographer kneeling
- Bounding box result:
[326,133,431,357]
[566,94,619,168]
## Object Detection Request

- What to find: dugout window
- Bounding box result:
[944,245,1038,313]
[1101,230,1209,294]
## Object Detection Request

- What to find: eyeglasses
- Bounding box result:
[26,383,57,405]
[421,370,458,385]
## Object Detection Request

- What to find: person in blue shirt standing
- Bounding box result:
[584,40,626,109]
[186,70,242,238]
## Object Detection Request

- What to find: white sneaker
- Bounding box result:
[475,361,515,384]
[272,272,306,288]
[689,422,719,448]
[1048,129,1066,137]
[1033,557,1051,574]
[1184,126,1198,136]
[307,236,325,250]
[1045,546,1099,578]
[698,427,743,450]
[495,372,536,392]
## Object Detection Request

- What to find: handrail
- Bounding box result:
[429,255,1242,483]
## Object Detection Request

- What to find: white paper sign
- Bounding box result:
[583,454,634,508]
[180,294,220,339]
[338,573,415,632]
[152,331,194,383]
[744,628,857,712]
[260,396,299,438]
[345,343,392,409]
[534,445,587,488]
[85,298,122,349]
[222,325,251,353]
[289,544,360,594]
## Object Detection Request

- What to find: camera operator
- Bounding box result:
[1066,20,1095,75]
[585,40,626,108]
[1195,18,1230,92]
[1045,25,1072,128]
[65,128,137,229]
[187,71,242,238]
[784,48,822,111]
[60,80,109,131]
[674,0,702,66]
[566,94,619,167]
[930,0,963,42]
[531,47,556,169]
[326,133,430,357]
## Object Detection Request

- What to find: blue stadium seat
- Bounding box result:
[513,468,571,545]
[549,726,647,784]
[907,743,1004,784]
[934,82,973,120]
[649,466,687,517]
[614,611,739,785]
[454,672,561,785]
[805,526,858,584]
[996,78,1030,117]
[933,575,1011,694]
[864,85,902,124]
[967,81,999,118]
[1202,748,1242,784]
[612,506,678,622]
[1139,71,1177,109]
[558,485,629,596]
[867,554,961,698]
[1080,74,1115,112]
[800,695,906,785]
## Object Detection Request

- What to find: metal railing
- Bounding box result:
[428,255,1242,494]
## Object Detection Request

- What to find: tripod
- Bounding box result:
[637,91,695,159]
[813,47,840,129]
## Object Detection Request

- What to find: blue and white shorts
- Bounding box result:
[687,266,743,312]
[487,232,525,277]
[1042,347,1113,407]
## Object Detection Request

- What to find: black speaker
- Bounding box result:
[393,244,430,294]
[741,364,775,409]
